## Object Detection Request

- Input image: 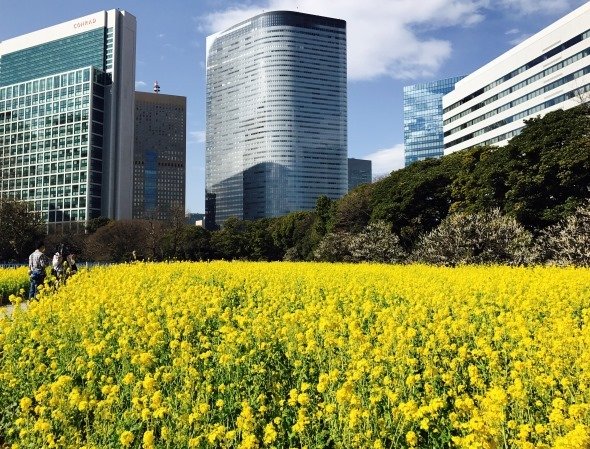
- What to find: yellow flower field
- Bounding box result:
[0,266,28,304]
[0,262,589,448]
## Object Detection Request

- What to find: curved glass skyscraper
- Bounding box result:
[205,11,347,226]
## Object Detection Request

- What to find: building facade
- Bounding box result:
[348,158,372,191]
[443,2,590,154]
[0,10,136,230]
[403,76,464,166]
[205,11,348,226]
[133,91,186,220]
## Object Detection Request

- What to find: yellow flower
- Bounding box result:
[263,423,278,444]
[142,430,155,448]
[120,430,134,447]
[406,430,418,447]
[19,397,32,412]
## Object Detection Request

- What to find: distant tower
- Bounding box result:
[205,11,348,226]
[153,80,160,93]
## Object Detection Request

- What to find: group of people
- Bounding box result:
[28,241,77,299]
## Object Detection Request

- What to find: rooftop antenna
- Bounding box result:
[153,80,160,94]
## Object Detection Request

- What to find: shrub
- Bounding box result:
[313,232,352,262]
[535,200,590,267]
[411,209,533,266]
[348,221,406,263]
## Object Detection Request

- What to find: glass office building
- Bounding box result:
[403,76,464,166]
[205,11,348,226]
[0,10,136,230]
[348,158,372,191]
[133,91,186,220]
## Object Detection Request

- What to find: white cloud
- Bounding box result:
[492,0,581,14]
[363,144,405,178]
[505,28,520,35]
[202,0,486,81]
[201,0,587,81]
[189,130,206,144]
[509,33,532,46]
[135,80,147,89]
[157,33,165,38]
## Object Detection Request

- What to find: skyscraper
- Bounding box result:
[348,158,372,191]
[403,76,464,166]
[0,10,136,231]
[205,11,348,227]
[133,90,186,220]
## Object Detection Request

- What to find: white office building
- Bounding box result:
[443,3,590,154]
[0,10,136,230]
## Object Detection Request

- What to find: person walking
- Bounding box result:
[66,253,78,275]
[52,250,64,284]
[28,241,49,299]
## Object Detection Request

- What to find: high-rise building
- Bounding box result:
[443,3,590,154]
[348,158,372,191]
[403,76,464,166]
[133,90,186,220]
[0,10,136,230]
[205,11,348,227]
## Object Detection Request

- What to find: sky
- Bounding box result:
[1,0,587,213]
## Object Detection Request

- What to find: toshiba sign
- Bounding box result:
[74,18,97,29]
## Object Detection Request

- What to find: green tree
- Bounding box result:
[245,219,281,261]
[371,154,462,249]
[179,226,212,261]
[502,105,590,229]
[269,211,315,260]
[0,198,45,262]
[331,183,374,233]
[210,217,250,260]
[313,232,352,262]
[84,216,112,234]
[450,145,514,215]
[313,195,334,239]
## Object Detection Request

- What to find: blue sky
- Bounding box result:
[1,0,587,212]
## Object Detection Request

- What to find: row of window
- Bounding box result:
[0,85,92,111]
[0,68,93,99]
[445,82,590,148]
[445,46,590,125]
[444,29,590,113]
[446,65,590,137]
[2,145,88,158]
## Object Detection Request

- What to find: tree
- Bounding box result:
[160,206,190,260]
[313,232,352,262]
[331,183,374,234]
[210,217,250,260]
[245,219,281,261]
[178,226,212,261]
[411,209,533,266]
[535,200,590,266]
[84,216,112,234]
[502,105,590,229]
[348,221,406,263]
[269,211,315,261]
[84,220,166,262]
[0,198,45,262]
[450,145,513,215]
[313,195,334,239]
[370,154,463,249]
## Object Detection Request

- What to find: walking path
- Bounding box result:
[0,301,28,318]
